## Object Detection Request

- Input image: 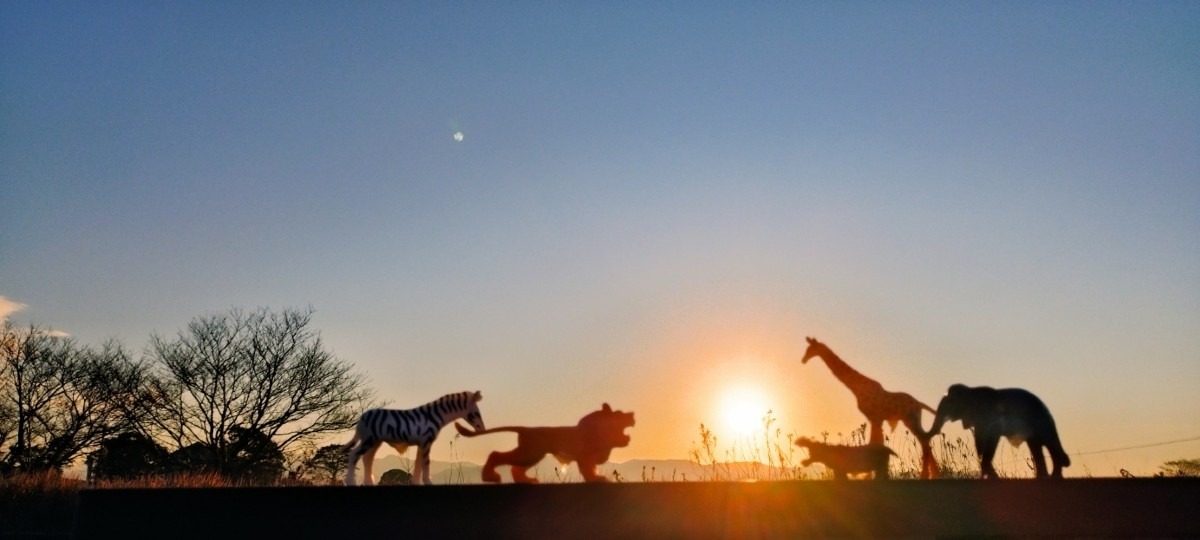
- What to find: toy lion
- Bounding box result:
[455,403,634,483]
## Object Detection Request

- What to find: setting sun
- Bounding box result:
[719,387,770,437]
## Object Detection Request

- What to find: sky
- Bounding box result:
[2,2,1198,477]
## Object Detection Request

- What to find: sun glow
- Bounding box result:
[719,386,770,437]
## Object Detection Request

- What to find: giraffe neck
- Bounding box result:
[815,350,878,399]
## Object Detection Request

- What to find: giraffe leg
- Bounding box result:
[868,421,885,445]
[900,413,939,479]
[922,441,940,479]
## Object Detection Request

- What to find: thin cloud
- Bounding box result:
[0,295,28,323]
[0,296,70,337]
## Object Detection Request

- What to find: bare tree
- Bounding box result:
[142,307,375,473]
[305,443,349,485]
[0,321,150,471]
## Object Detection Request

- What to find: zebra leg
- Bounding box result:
[416,444,432,485]
[345,442,362,486]
[361,443,381,486]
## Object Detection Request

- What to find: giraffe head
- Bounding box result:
[801,336,829,364]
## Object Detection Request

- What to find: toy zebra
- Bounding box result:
[343,390,484,486]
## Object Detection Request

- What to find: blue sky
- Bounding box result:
[3,2,1198,476]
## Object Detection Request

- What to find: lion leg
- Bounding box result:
[578,460,608,483]
[480,452,504,483]
[511,465,539,484]
[484,448,544,483]
[875,457,890,480]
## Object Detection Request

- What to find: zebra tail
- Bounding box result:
[341,431,360,451]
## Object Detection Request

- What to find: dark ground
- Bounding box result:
[45,478,1200,539]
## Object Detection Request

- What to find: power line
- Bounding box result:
[1075,435,1200,456]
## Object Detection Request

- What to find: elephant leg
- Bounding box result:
[1050,453,1065,479]
[1028,441,1049,479]
[975,432,1000,479]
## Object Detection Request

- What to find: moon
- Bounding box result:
[453,131,464,142]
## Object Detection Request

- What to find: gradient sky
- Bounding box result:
[3,2,1198,477]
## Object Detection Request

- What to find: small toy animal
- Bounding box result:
[455,403,634,483]
[794,437,896,480]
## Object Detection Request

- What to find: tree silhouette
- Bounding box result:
[141,307,376,478]
[0,321,151,472]
[1159,458,1200,477]
[166,442,218,474]
[224,426,285,484]
[305,443,349,485]
[89,432,168,480]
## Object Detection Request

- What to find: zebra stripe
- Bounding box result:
[344,391,484,486]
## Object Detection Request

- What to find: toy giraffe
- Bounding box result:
[801,336,940,479]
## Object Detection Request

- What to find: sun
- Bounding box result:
[719,386,769,437]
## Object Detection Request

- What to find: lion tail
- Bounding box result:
[454,423,522,438]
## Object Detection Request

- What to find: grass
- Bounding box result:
[3,417,1195,536]
[0,470,307,536]
[685,410,1053,481]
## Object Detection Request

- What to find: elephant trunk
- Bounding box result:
[928,398,952,436]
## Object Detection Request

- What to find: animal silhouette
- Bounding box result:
[801,337,939,478]
[930,383,1070,479]
[795,437,896,480]
[455,403,634,483]
[343,391,484,486]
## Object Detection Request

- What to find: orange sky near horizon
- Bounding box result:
[5,3,1197,482]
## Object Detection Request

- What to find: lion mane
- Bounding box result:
[455,403,635,483]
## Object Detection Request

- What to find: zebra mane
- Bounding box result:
[424,390,482,412]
